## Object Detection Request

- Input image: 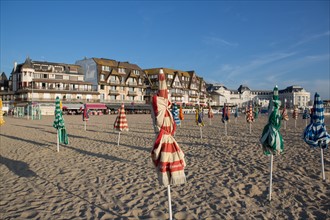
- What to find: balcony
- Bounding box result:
[128,82,137,86]
[109,90,120,95]
[189,94,198,98]
[171,92,183,97]
[128,91,138,96]
[110,80,121,85]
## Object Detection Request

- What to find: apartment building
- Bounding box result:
[1,57,99,110]
[75,58,146,110]
[144,68,208,106]
[207,84,310,108]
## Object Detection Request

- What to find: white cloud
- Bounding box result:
[291,30,330,48]
[203,36,238,47]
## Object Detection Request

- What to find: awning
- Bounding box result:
[62,103,84,110]
[85,103,107,110]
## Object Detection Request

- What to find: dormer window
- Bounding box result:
[118,68,125,73]
[100,74,105,81]
[102,66,110,71]
[133,70,139,75]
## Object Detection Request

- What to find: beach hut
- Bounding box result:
[260,86,284,201]
[150,69,186,220]
[0,99,5,126]
[113,103,129,146]
[53,97,69,152]
[303,93,330,180]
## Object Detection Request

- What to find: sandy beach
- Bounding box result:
[0,113,329,219]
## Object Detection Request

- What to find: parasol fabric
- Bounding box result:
[0,99,5,126]
[151,69,186,186]
[292,107,298,120]
[114,103,129,131]
[222,103,230,123]
[171,103,181,126]
[246,104,254,123]
[281,107,289,121]
[303,109,311,120]
[208,105,214,119]
[254,106,259,119]
[179,105,184,121]
[196,108,205,127]
[303,93,330,149]
[234,106,239,118]
[82,104,89,121]
[53,97,69,145]
[260,86,283,155]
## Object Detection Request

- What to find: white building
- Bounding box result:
[207,84,310,108]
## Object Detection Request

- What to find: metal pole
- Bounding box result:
[269,154,273,201]
[167,185,172,220]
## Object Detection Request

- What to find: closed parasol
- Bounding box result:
[208,104,214,125]
[303,93,330,180]
[179,105,184,126]
[196,108,205,139]
[171,103,181,126]
[281,106,289,130]
[260,86,283,201]
[82,104,89,131]
[292,106,298,128]
[114,103,129,145]
[150,69,186,220]
[302,108,311,127]
[246,102,254,134]
[53,96,69,152]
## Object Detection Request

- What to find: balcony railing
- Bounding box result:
[128,82,137,86]
[109,90,120,95]
[171,92,183,97]
[21,85,98,92]
[128,91,138,96]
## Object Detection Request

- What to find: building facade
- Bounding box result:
[75,58,146,109]
[207,84,310,108]
[144,68,208,106]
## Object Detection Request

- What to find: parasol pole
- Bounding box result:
[321,146,325,181]
[249,122,252,134]
[225,121,227,136]
[269,153,273,201]
[284,121,286,130]
[200,127,203,139]
[294,120,296,129]
[84,120,86,131]
[57,130,59,152]
[305,119,307,127]
[167,185,172,220]
[235,117,237,124]
[117,132,121,146]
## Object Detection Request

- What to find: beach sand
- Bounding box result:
[0,114,329,219]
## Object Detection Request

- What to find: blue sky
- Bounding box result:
[1,1,329,99]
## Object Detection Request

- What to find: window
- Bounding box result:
[118,68,125,73]
[168,75,173,79]
[102,66,110,71]
[100,74,105,81]
[100,85,104,90]
[133,70,139,75]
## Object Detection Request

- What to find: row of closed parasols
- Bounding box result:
[41,69,329,220]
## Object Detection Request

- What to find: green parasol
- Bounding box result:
[53,96,69,151]
[260,86,284,201]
